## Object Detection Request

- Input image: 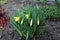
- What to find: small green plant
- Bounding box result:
[45,5,60,19]
[39,0,46,3]
[0,0,7,6]
[55,0,60,5]
[10,5,46,40]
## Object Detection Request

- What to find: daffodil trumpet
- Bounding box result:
[25,14,29,19]
[14,16,20,23]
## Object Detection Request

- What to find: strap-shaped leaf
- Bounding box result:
[26,31,29,40]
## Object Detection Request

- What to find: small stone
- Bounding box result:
[0,35,2,38]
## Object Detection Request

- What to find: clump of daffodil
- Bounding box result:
[37,17,40,25]
[14,16,20,23]
[30,19,33,26]
[25,14,29,19]
[21,18,24,25]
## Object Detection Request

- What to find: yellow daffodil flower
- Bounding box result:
[14,16,20,22]
[37,18,40,25]
[30,19,33,26]
[25,14,29,19]
[21,18,24,25]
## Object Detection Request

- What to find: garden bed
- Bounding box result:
[0,0,60,40]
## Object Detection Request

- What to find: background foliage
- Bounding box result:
[0,0,7,6]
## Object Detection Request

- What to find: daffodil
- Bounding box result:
[37,18,40,25]
[30,19,33,26]
[14,16,20,22]
[21,18,24,25]
[25,14,29,19]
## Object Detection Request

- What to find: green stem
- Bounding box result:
[26,31,29,40]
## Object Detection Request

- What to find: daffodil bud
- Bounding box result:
[37,18,40,25]
[14,16,20,22]
[21,18,24,25]
[30,19,33,26]
[25,14,29,19]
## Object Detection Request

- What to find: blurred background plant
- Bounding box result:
[45,5,60,20]
[39,0,47,3]
[55,0,60,5]
[0,6,9,30]
[0,0,7,6]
